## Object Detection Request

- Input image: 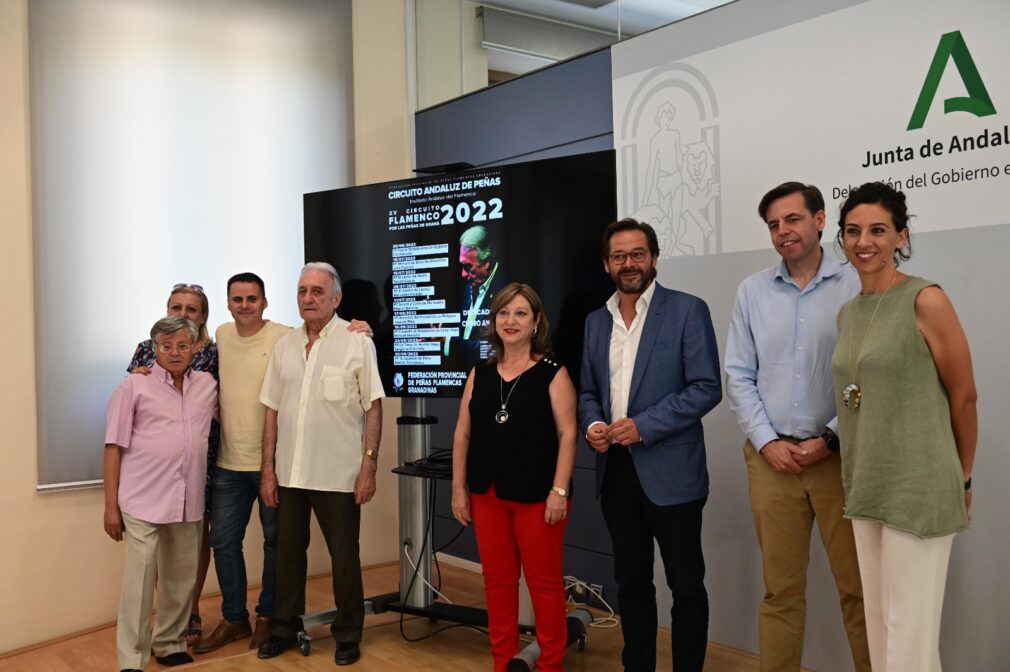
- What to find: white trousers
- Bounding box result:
[850,519,954,672]
[117,513,202,670]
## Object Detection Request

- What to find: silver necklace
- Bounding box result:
[496,359,532,424]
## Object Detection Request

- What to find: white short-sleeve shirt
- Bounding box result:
[259,314,385,492]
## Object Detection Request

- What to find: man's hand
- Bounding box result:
[586,423,610,453]
[760,440,803,474]
[792,437,830,468]
[260,470,279,507]
[354,459,377,504]
[104,505,124,541]
[607,418,641,446]
[347,319,373,338]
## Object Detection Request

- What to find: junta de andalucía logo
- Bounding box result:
[907,30,996,131]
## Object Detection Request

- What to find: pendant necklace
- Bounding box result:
[496,358,532,424]
[843,269,897,409]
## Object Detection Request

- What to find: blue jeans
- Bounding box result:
[209,467,278,623]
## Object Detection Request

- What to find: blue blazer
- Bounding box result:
[578,283,722,506]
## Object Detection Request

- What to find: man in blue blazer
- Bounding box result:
[579,218,722,672]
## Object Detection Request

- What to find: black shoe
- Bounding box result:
[335,641,360,666]
[257,634,296,659]
[121,669,144,671]
[153,651,194,666]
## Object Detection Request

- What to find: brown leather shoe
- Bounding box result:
[249,615,273,650]
[192,619,251,654]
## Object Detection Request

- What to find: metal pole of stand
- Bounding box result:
[397,397,434,608]
[506,608,593,671]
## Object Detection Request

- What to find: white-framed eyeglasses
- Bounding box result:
[157,342,193,354]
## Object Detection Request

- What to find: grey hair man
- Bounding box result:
[256,262,385,666]
[447,226,503,359]
[104,316,218,671]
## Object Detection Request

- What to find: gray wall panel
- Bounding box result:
[415,48,613,169]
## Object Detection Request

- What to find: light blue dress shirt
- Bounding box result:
[725,249,861,450]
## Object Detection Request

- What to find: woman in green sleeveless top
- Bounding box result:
[831,182,976,672]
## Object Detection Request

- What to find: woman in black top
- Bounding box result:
[451,282,578,672]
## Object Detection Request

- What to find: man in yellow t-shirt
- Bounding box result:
[194,273,291,653]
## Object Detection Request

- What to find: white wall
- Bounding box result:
[30,0,355,486]
[1,0,413,654]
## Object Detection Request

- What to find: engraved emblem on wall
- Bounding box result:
[618,63,721,257]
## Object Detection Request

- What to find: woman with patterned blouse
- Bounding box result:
[128,283,219,646]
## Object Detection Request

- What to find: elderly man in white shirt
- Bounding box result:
[256,262,384,667]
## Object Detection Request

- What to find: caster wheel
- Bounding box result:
[578,634,586,651]
[298,634,311,656]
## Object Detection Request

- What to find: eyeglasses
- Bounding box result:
[608,249,650,264]
[172,283,205,293]
[157,342,193,354]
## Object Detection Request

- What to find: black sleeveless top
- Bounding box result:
[466,357,566,503]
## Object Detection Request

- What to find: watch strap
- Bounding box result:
[820,429,840,452]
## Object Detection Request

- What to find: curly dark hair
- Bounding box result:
[836,181,913,264]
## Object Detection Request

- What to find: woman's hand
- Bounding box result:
[544,491,568,525]
[130,366,152,376]
[451,486,471,526]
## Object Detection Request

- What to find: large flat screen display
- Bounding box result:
[304,150,617,398]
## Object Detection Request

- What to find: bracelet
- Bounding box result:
[964,477,972,491]
[364,448,379,460]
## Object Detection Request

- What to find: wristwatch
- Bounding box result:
[364,448,379,461]
[551,486,568,497]
[820,428,840,452]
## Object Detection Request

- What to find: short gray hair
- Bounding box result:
[459,225,493,263]
[151,316,198,344]
[299,262,342,298]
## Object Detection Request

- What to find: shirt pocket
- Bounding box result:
[319,365,353,405]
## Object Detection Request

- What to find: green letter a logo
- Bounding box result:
[907,30,996,131]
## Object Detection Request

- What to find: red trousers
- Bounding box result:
[470,485,570,672]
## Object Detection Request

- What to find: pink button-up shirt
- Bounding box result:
[105,363,218,524]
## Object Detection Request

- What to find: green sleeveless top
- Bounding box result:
[831,276,967,538]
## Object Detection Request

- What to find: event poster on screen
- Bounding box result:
[304,150,617,398]
[385,169,506,395]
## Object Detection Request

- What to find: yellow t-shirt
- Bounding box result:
[215,320,292,471]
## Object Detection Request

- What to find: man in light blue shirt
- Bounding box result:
[725,182,870,672]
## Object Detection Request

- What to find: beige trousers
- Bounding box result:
[744,440,870,672]
[851,519,955,672]
[117,513,201,670]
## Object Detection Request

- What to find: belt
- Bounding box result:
[777,434,813,444]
